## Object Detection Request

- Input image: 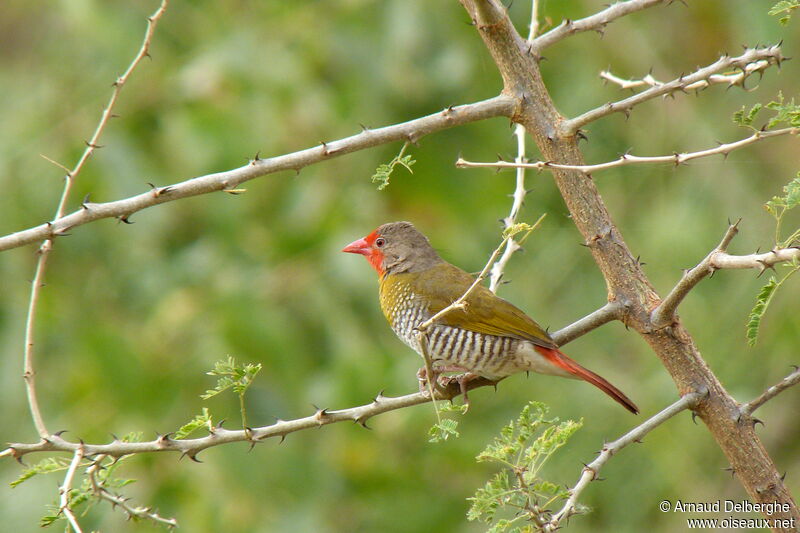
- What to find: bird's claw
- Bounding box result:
[417,368,479,411]
[417,367,435,397]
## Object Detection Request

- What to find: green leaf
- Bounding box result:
[765,92,800,128]
[175,407,213,439]
[10,457,71,488]
[765,174,800,246]
[747,277,778,346]
[370,144,415,190]
[201,356,261,399]
[782,175,800,209]
[120,431,143,443]
[747,259,800,346]
[502,222,533,240]
[428,419,460,443]
[468,402,583,530]
[39,508,60,527]
[467,471,512,522]
[437,401,469,414]
[769,0,800,24]
[732,102,762,128]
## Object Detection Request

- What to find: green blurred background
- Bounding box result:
[1,1,798,531]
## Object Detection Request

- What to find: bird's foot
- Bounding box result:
[454,372,480,412]
[417,367,440,397]
[434,371,479,412]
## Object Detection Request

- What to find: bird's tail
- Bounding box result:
[534,346,639,414]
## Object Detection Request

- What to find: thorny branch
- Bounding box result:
[531,0,671,52]
[650,221,741,329]
[456,127,799,175]
[711,247,800,271]
[21,0,170,441]
[86,455,178,528]
[0,300,617,461]
[526,0,540,41]
[0,96,514,253]
[600,56,778,92]
[489,124,529,293]
[650,220,800,329]
[59,447,85,533]
[741,367,800,417]
[563,45,785,134]
[545,391,705,532]
[552,301,623,346]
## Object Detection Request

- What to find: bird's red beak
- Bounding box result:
[342,237,370,256]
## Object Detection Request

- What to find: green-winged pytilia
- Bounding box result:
[342,221,638,414]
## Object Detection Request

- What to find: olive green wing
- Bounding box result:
[413,263,557,349]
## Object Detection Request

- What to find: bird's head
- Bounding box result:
[342,221,443,277]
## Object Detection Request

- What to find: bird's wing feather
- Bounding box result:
[413,263,557,349]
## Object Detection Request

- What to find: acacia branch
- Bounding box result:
[51,0,170,221]
[0,301,616,461]
[741,367,800,416]
[649,222,800,331]
[527,0,540,41]
[489,124,530,293]
[600,57,777,92]
[711,247,800,272]
[650,221,740,329]
[563,45,784,134]
[86,455,178,528]
[0,96,514,253]
[456,127,799,175]
[21,0,170,441]
[546,391,704,531]
[553,301,623,346]
[531,0,671,52]
[59,448,85,533]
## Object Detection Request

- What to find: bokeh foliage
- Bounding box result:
[0,1,798,531]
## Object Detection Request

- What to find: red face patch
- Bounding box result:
[342,229,385,276]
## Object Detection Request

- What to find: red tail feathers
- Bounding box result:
[534,346,639,414]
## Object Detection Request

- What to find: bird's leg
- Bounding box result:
[454,372,480,411]
[417,366,445,397]
[417,366,430,396]
[426,365,477,410]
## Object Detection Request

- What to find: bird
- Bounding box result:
[342,221,638,414]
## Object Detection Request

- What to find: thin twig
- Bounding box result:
[413,230,518,388]
[600,58,776,92]
[86,455,178,528]
[527,0,540,41]
[416,231,522,336]
[23,246,52,438]
[551,301,623,346]
[741,367,800,416]
[20,0,170,440]
[711,247,800,272]
[563,45,784,134]
[59,447,85,533]
[532,0,671,52]
[489,124,530,293]
[54,0,170,220]
[456,127,799,175]
[0,96,514,253]
[651,221,740,329]
[545,391,704,531]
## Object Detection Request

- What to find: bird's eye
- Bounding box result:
[375,237,386,247]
